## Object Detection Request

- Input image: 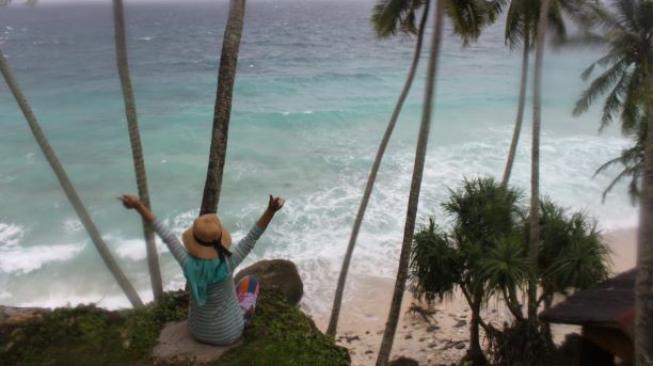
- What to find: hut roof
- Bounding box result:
[539,269,635,329]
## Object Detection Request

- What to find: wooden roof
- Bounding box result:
[539,269,635,329]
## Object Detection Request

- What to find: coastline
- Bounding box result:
[310,227,638,366]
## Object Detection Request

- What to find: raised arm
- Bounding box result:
[228,195,285,268]
[119,194,188,266]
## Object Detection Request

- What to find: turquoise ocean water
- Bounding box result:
[0,0,638,313]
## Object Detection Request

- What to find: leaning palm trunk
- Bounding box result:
[375,1,445,365]
[326,0,431,338]
[501,27,530,187]
[527,0,551,323]
[0,48,143,308]
[200,0,246,215]
[112,0,163,301]
[635,75,653,365]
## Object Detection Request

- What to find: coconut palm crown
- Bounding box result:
[371,0,504,44]
[574,0,653,201]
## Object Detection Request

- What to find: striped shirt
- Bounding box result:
[153,219,264,345]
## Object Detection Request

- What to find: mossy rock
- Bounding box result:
[235,259,304,306]
[0,290,349,366]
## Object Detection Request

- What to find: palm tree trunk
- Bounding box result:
[634,75,653,365]
[0,48,144,308]
[326,0,431,338]
[375,1,444,364]
[200,0,246,215]
[501,27,530,187]
[112,0,163,302]
[527,0,551,323]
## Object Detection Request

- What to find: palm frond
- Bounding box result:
[573,59,628,116]
[371,0,427,38]
[547,1,567,44]
[599,70,631,130]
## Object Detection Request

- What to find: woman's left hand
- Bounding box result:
[268,195,285,213]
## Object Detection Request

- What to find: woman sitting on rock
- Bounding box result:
[119,194,285,346]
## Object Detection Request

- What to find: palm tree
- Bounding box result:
[593,122,646,203]
[112,0,163,302]
[0,48,143,308]
[572,1,653,362]
[326,0,431,338]
[501,0,576,187]
[373,1,503,364]
[200,0,246,215]
[375,2,445,364]
[501,0,537,187]
[527,0,552,325]
[527,0,595,323]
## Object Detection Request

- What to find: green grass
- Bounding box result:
[216,292,349,366]
[0,291,349,366]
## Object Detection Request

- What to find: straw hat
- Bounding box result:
[182,214,232,260]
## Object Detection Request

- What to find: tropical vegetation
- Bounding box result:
[410,178,610,365]
[572,0,653,362]
[369,1,509,364]
[0,290,350,366]
[2,0,653,364]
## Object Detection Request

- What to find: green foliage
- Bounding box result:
[411,218,461,303]
[504,0,594,49]
[371,0,427,37]
[217,292,350,366]
[370,0,502,44]
[411,178,611,362]
[0,290,348,366]
[479,236,529,295]
[411,177,523,304]
[0,306,133,366]
[536,200,610,298]
[594,116,646,202]
[574,0,653,201]
[120,290,188,357]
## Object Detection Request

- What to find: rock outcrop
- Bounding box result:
[152,259,305,364]
[152,321,240,365]
[234,259,303,306]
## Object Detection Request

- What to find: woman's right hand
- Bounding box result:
[119,194,142,210]
[119,194,156,222]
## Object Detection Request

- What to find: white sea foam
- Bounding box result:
[0,222,23,247]
[0,242,85,275]
[63,218,82,233]
[137,36,154,41]
[17,288,153,310]
[207,130,638,314]
[114,237,168,262]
